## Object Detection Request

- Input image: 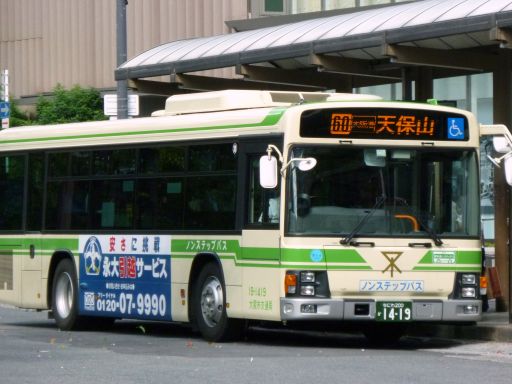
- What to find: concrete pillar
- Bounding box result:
[492,50,512,317]
[401,67,414,101]
[415,68,433,102]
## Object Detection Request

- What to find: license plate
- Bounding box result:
[376,302,412,322]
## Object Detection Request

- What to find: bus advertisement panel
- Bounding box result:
[79,234,171,321]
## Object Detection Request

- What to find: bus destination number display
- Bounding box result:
[300,108,468,141]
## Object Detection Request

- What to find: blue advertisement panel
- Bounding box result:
[78,234,171,321]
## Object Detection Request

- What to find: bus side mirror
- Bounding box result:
[260,155,278,189]
[493,136,512,153]
[504,156,512,186]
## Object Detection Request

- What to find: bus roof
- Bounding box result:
[153,90,382,116]
[0,90,382,152]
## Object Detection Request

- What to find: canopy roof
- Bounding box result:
[115,0,512,93]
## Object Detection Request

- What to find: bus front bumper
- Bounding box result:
[280,298,482,322]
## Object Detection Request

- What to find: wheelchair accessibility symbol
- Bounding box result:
[447,117,465,140]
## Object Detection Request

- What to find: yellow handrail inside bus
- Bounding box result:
[394,214,419,232]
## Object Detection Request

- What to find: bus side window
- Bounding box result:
[248,157,280,225]
[0,155,25,231]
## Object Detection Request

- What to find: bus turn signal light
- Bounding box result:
[285,273,297,294]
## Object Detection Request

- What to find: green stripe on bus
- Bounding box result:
[327,265,373,271]
[282,248,368,264]
[172,253,281,268]
[241,247,280,260]
[457,251,481,264]
[412,266,480,271]
[0,237,78,251]
[171,239,280,261]
[324,248,368,263]
[0,108,287,145]
[171,239,240,254]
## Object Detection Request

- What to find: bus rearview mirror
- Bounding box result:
[260,155,278,189]
[493,136,512,154]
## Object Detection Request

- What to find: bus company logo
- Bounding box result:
[381,251,403,278]
[84,292,95,311]
[83,236,103,276]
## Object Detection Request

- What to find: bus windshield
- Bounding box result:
[286,146,479,239]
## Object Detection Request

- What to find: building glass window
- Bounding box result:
[434,75,467,110]
[255,0,414,17]
[356,83,402,100]
[265,0,284,12]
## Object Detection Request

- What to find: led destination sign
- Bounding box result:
[300,108,468,141]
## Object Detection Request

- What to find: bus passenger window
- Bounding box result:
[0,155,25,231]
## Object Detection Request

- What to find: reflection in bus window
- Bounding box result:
[287,146,479,238]
[0,155,25,230]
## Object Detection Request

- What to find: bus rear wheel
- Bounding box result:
[52,259,82,330]
[193,262,243,342]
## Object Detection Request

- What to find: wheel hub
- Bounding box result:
[55,272,73,318]
[200,276,224,327]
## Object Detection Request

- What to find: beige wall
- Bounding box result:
[0,0,248,100]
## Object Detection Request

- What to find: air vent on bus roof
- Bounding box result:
[151,90,382,116]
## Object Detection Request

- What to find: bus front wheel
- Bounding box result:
[52,259,82,330]
[193,262,243,342]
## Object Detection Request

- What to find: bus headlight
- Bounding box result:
[300,271,315,283]
[450,272,480,300]
[300,285,315,296]
[461,274,476,285]
[284,271,330,298]
[461,287,476,298]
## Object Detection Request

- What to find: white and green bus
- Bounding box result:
[1,90,511,343]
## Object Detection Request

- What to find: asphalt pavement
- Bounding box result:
[410,301,512,342]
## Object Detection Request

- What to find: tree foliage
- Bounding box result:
[35,84,106,125]
[9,100,33,127]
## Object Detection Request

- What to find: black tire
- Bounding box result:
[52,259,82,330]
[362,323,408,346]
[193,262,243,342]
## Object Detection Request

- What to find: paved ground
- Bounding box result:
[1,304,512,384]
[410,301,512,342]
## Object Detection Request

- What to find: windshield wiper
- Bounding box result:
[396,201,444,246]
[340,196,385,245]
[417,217,444,246]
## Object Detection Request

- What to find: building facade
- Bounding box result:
[0,0,248,101]
[1,0,416,103]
